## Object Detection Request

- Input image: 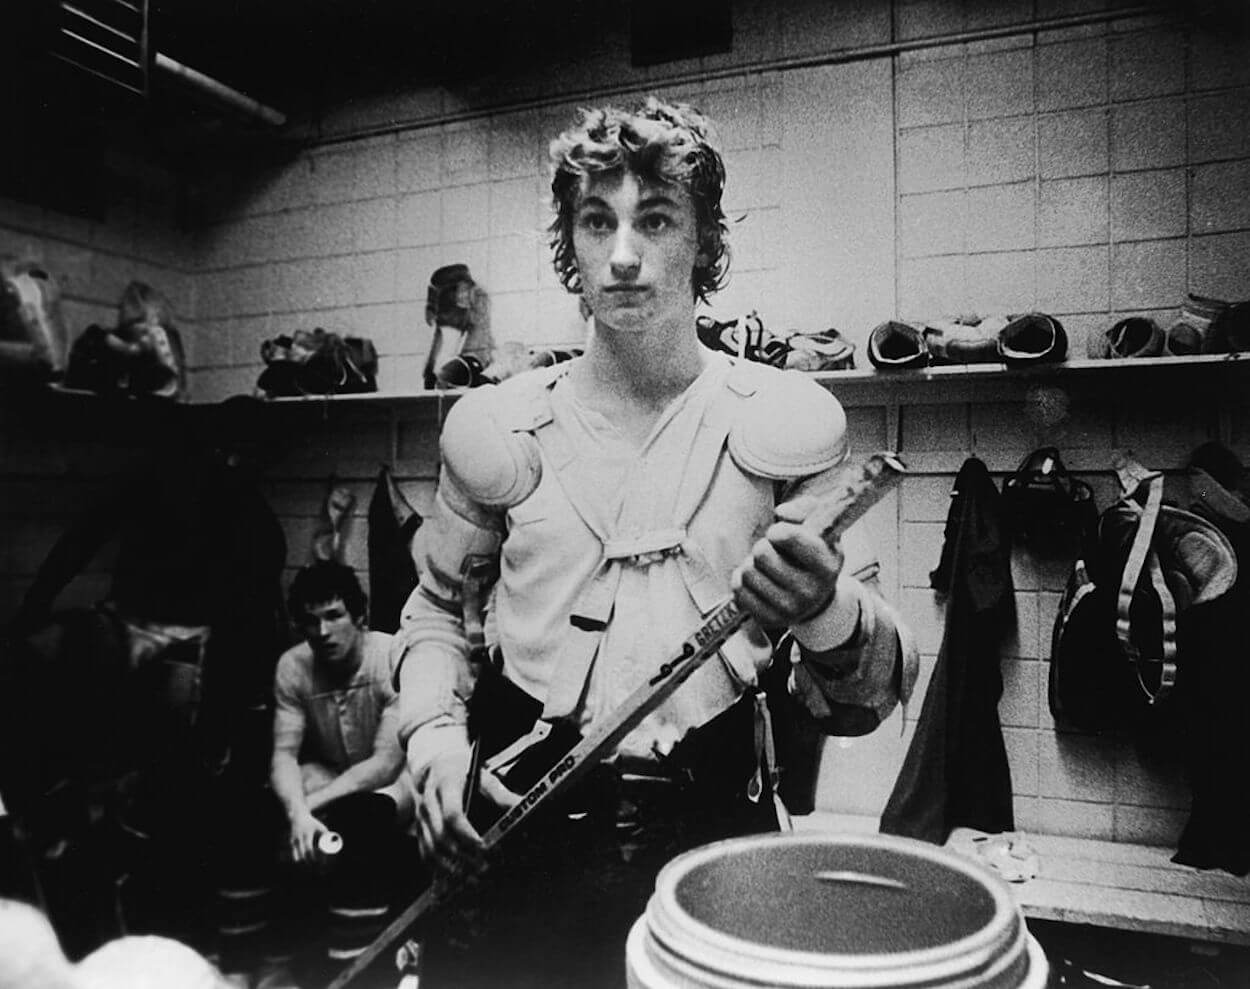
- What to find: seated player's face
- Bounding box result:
[572,169,701,334]
[300,597,361,669]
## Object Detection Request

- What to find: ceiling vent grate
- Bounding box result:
[51,0,149,96]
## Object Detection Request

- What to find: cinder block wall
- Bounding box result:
[0,150,195,619]
[3,0,1249,847]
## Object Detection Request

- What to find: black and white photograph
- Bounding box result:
[2,1,1250,986]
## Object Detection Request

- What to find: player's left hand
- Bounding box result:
[731,500,843,629]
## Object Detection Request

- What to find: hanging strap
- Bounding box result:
[1113,473,1178,704]
[746,689,793,832]
[460,554,497,667]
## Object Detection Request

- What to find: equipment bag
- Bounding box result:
[257,328,378,397]
[1001,446,1096,552]
[1049,456,1238,731]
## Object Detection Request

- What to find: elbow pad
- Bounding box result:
[790,591,919,736]
[726,365,848,481]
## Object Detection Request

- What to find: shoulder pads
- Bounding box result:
[727,364,848,480]
[440,383,543,507]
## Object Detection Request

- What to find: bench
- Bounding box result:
[794,813,1250,947]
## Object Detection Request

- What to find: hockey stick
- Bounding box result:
[326,451,906,989]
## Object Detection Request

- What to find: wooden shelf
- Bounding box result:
[253,352,1250,411]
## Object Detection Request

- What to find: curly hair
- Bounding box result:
[287,560,367,624]
[547,97,730,305]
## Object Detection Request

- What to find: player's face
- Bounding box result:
[573,169,702,334]
[300,597,361,669]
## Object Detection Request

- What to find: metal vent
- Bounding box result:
[51,0,149,96]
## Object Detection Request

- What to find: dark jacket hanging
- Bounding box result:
[367,465,423,633]
[880,456,1016,844]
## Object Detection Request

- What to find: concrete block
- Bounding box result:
[1033,797,1115,839]
[730,208,781,273]
[1188,90,1250,163]
[900,474,955,522]
[305,203,357,257]
[1039,176,1109,248]
[1012,796,1044,833]
[396,191,442,247]
[268,209,312,262]
[357,302,418,356]
[1115,743,1189,810]
[1112,100,1186,172]
[843,405,888,451]
[894,0,964,41]
[1004,727,1040,794]
[897,124,966,194]
[1002,660,1042,729]
[1040,731,1119,803]
[760,81,784,146]
[700,85,763,151]
[356,142,398,201]
[489,111,541,180]
[967,49,1035,120]
[191,321,232,368]
[1110,169,1186,241]
[1039,108,1109,179]
[902,402,969,452]
[1037,37,1108,110]
[489,291,539,346]
[490,177,543,239]
[965,0,1033,31]
[966,117,1036,187]
[1113,804,1187,847]
[352,251,398,306]
[488,234,539,293]
[1111,239,1186,310]
[965,182,1036,253]
[441,183,490,243]
[1038,245,1110,312]
[396,132,443,192]
[443,123,490,186]
[896,58,964,128]
[311,149,359,206]
[964,250,1037,314]
[722,148,783,211]
[1004,591,1041,660]
[900,587,946,655]
[1190,31,1250,91]
[898,255,968,318]
[782,0,889,58]
[1190,231,1250,300]
[1191,160,1250,234]
[352,198,399,254]
[1109,29,1185,101]
[900,521,946,588]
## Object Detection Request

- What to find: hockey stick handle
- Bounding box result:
[326,451,905,989]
